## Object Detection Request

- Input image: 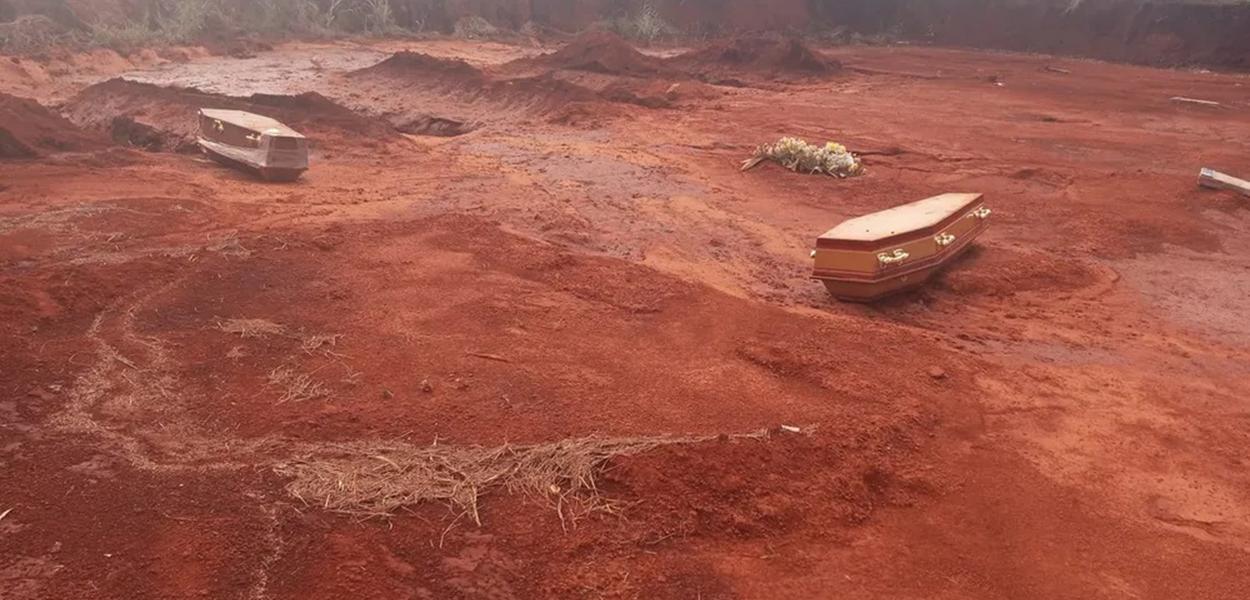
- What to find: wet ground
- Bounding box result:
[2,37,1250,599]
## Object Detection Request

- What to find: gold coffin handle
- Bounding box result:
[972,206,992,219]
[934,233,956,247]
[877,248,910,265]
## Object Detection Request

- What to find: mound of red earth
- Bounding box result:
[0,92,106,158]
[244,91,398,140]
[351,50,487,83]
[521,30,670,76]
[351,51,604,122]
[342,55,484,136]
[60,79,398,153]
[671,36,842,81]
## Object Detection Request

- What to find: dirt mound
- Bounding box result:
[350,51,486,83]
[350,51,607,125]
[0,92,105,158]
[62,79,242,152]
[524,30,669,76]
[672,36,842,80]
[61,79,397,152]
[245,91,397,139]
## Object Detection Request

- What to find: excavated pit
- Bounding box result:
[60,79,400,153]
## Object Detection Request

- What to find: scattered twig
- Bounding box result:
[439,510,467,548]
[466,352,511,364]
[267,366,330,403]
[301,334,343,354]
[0,507,12,523]
[1170,96,1223,108]
[740,155,766,171]
[1044,65,1071,74]
[113,354,140,370]
[276,430,771,521]
[216,318,286,338]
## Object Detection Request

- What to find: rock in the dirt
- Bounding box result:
[927,366,947,380]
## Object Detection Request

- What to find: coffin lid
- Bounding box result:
[199,109,305,139]
[817,193,983,250]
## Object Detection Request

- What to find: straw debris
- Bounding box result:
[301,333,343,354]
[276,431,768,524]
[217,318,287,338]
[267,366,330,403]
[742,137,864,178]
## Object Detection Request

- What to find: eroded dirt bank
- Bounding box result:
[2,34,1250,599]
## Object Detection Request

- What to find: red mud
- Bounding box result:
[3,35,1250,600]
[355,50,488,82]
[518,30,671,76]
[348,50,632,128]
[672,35,843,81]
[60,78,397,152]
[0,91,103,158]
[349,33,807,127]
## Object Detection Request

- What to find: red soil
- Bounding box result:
[520,30,671,76]
[353,50,488,82]
[348,50,628,126]
[0,91,104,158]
[672,35,843,81]
[60,78,397,152]
[2,37,1250,600]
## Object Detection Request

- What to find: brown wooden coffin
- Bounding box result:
[197,109,309,182]
[812,193,989,302]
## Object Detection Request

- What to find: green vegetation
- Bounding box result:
[453,15,498,39]
[1,0,414,54]
[609,2,674,43]
[0,15,72,54]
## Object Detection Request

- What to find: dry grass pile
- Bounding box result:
[276,431,768,525]
[267,366,330,403]
[742,136,863,178]
[301,333,343,353]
